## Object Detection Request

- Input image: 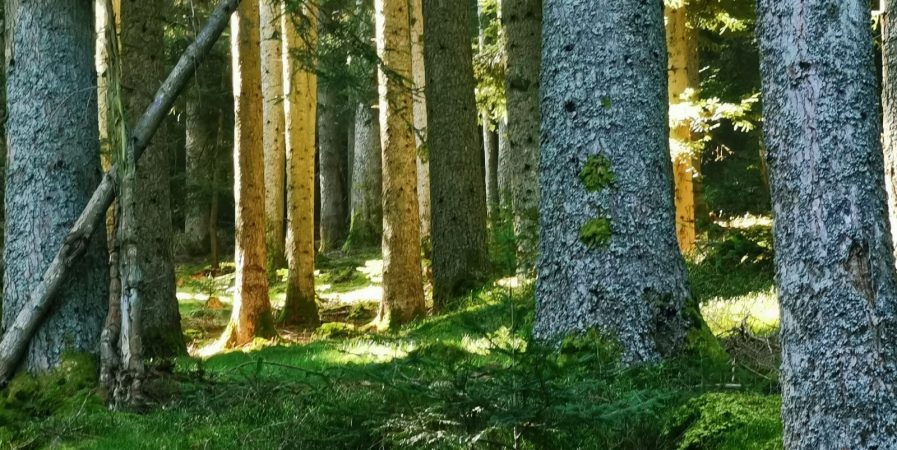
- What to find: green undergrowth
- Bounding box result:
[5,232,782,449]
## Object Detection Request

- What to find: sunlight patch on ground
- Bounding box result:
[339,340,410,363]
[716,213,773,230]
[701,287,779,336]
[319,285,383,304]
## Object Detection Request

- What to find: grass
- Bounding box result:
[2,220,784,450]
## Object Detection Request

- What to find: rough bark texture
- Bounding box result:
[423,0,489,308]
[2,0,109,373]
[665,3,698,254]
[501,0,541,269]
[496,117,511,206]
[261,0,287,272]
[883,0,897,266]
[220,0,275,347]
[410,0,430,247]
[317,83,349,252]
[121,0,185,359]
[535,0,691,363]
[758,2,897,448]
[346,102,383,249]
[375,0,425,328]
[281,5,320,327]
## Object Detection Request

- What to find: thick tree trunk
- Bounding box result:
[281,5,320,327]
[261,0,287,272]
[409,0,430,249]
[346,102,383,249]
[218,0,275,347]
[0,0,238,385]
[2,0,109,373]
[883,0,897,266]
[665,3,698,254]
[535,0,692,363]
[317,83,350,252]
[121,0,185,359]
[501,0,541,270]
[423,0,489,308]
[375,0,425,328]
[758,2,897,448]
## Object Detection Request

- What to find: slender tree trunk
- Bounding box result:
[318,83,350,252]
[261,0,287,273]
[501,0,541,270]
[409,0,431,249]
[536,0,693,363]
[483,117,499,218]
[423,0,489,308]
[496,117,512,207]
[758,1,897,448]
[374,0,425,328]
[346,101,383,249]
[665,3,698,254]
[281,5,320,327]
[882,0,897,266]
[120,0,185,359]
[2,0,109,373]
[184,73,221,257]
[218,0,275,347]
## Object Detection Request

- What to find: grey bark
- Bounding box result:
[759,1,897,448]
[883,0,897,266]
[535,0,692,363]
[184,80,220,256]
[483,117,499,219]
[496,116,511,208]
[2,0,109,373]
[346,102,382,248]
[423,0,489,308]
[121,0,185,359]
[502,0,541,269]
[317,84,349,252]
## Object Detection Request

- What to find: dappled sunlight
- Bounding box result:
[701,287,779,336]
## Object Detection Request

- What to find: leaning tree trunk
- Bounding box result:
[121,0,185,359]
[345,101,383,249]
[281,4,320,327]
[882,0,897,266]
[501,0,541,270]
[317,83,350,252]
[375,0,425,328]
[535,0,693,363]
[409,0,431,249]
[218,0,275,348]
[758,1,897,448]
[260,0,287,273]
[423,0,489,309]
[2,0,109,374]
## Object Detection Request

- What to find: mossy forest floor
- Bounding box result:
[3,216,783,449]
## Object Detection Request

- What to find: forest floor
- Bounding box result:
[2,217,783,450]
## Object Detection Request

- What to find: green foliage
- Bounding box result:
[488,205,518,276]
[580,154,616,191]
[580,217,613,248]
[665,393,783,450]
[474,0,506,121]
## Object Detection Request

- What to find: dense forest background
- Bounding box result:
[0,0,893,449]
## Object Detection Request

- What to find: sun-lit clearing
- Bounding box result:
[701,287,779,336]
[461,326,527,355]
[717,214,773,230]
[320,285,383,304]
[358,259,384,283]
[339,340,410,363]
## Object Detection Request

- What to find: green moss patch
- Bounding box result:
[665,393,783,450]
[580,217,613,248]
[579,154,615,192]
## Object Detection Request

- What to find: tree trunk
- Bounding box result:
[2,0,109,373]
[758,1,897,448]
[535,0,692,363]
[281,5,320,327]
[883,0,897,266]
[121,0,185,359]
[483,117,499,219]
[665,3,698,254]
[410,0,431,249]
[261,0,287,273]
[374,0,425,328]
[346,102,383,249]
[218,0,275,347]
[318,83,350,252]
[496,117,512,209]
[423,0,489,308]
[501,0,541,270]
[184,73,221,257]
